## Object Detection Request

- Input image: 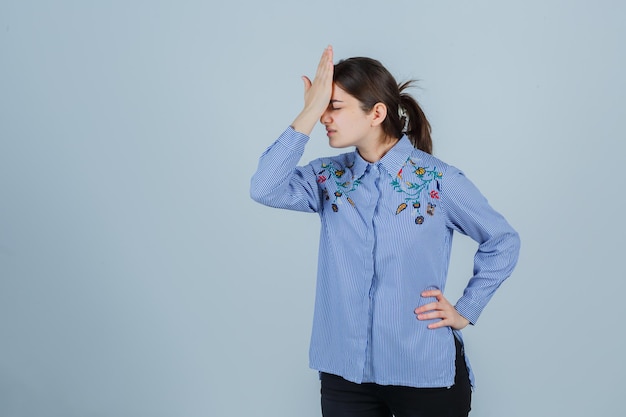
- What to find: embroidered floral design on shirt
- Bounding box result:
[390,157,443,224]
[318,160,361,212]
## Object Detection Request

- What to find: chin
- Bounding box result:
[329,139,350,149]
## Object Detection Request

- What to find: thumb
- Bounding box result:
[301,76,312,92]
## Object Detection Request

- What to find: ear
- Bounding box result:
[370,102,388,127]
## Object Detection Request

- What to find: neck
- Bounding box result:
[357,135,400,163]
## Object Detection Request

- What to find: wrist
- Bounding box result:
[291,110,320,135]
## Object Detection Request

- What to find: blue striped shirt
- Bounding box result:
[250,127,520,388]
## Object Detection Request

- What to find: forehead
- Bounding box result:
[331,84,355,102]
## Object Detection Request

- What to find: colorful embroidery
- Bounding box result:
[317,157,442,219]
[318,160,361,212]
[391,157,443,225]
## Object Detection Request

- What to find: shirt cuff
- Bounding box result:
[276,126,310,151]
[454,297,483,325]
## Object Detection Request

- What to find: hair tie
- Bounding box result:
[398,106,408,133]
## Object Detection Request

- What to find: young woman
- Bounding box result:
[250,46,520,417]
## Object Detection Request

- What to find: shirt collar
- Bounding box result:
[349,135,415,179]
[378,135,415,176]
[350,150,370,180]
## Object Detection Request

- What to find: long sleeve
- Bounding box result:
[250,127,322,213]
[441,169,521,325]
[249,133,520,388]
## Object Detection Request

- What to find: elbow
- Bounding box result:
[509,229,521,261]
[249,180,268,205]
[480,228,521,274]
[249,177,279,207]
[501,229,521,274]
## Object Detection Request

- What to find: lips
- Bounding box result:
[326,128,336,136]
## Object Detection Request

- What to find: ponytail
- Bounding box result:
[399,81,432,154]
[333,57,433,154]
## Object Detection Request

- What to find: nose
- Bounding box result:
[320,108,332,125]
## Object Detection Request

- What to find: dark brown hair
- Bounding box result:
[333,57,432,154]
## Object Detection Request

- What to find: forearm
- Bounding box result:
[454,228,521,324]
[442,169,521,325]
[250,127,319,212]
[291,108,323,136]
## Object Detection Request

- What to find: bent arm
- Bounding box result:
[442,169,521,325]
[250,127,322,213]
[250,46,335,213]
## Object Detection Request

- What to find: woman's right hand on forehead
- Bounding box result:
[291,45,334,135]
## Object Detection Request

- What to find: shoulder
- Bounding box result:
[309,150,356,169]
[404,148,461,180]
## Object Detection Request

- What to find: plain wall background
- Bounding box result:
[1,1,624,416]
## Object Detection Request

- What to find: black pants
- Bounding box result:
[320,338,472,417]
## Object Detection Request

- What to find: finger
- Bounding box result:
[315,46,332,76]
[315,46,334,83]
[416,310,445,321]
[417,303,456,318]
[302,76,312,92]
[421,289,442,298]
[414,302,439,315]
[326,45,333,71]
[427,319,450,329]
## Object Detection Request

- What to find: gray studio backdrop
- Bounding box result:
[1,1,624,416]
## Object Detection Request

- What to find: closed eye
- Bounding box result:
[329,99,343,111]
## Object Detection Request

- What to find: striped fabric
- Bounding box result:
[250,127,520,388]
